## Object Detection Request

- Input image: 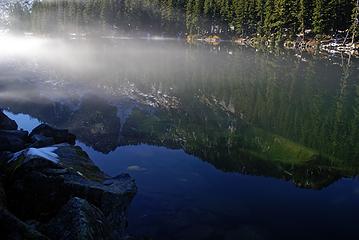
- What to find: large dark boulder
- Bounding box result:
[0,151,13,171]
[0,209,49,240]
[0,111,17,130]
[30,124,76,145]
[0,180,6,209]
[29,134,55,148]
[43,197,111,240]
[6,145,137,239]
[0,130,29,152]
[5,144,105,180]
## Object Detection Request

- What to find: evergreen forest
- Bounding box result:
[7,0,359,40]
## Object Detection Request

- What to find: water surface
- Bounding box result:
[1,36,359,240]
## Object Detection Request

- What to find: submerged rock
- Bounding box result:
[30,124,76,145]
[0,111,18,130]
[43,197,111,240]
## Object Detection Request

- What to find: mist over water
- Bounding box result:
[0,0,358,238]
[1,33,359,240]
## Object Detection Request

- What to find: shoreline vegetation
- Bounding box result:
[3,0,359,56]
[188,34,359,57]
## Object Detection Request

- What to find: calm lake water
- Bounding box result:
[1,36,359,240]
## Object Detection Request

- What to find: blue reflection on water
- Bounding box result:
[79,143,359,240]
[4,111,42,131]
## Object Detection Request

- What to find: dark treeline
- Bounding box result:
[9,0,359,39]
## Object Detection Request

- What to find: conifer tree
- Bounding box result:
[9,0,358,39]
[264,0,276,35]
[313,0,325,35]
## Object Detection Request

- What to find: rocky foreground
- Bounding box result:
[0,110,138,240]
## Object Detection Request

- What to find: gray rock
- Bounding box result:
[0,130,29,152]
[30,124,76,145]
[43,197,111,240]
[0,151,13,170]
[0,180,6,209]
[0,130,28,139]
[7,145,137,239]
[7,144,104,180]
[30,134,55,148]
[0,111,17,130]
[53,144,106,181]
[0,209,49,240]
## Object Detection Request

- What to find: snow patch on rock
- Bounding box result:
[10,146,59,164]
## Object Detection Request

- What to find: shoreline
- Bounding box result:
[0,110,139,240]
[187,34,359,57]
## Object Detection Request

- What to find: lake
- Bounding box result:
[1,35,359,240]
